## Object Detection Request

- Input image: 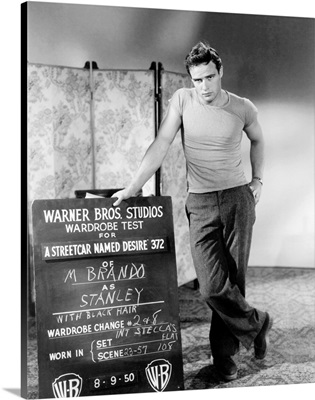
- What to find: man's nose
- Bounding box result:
[201,79,209,90]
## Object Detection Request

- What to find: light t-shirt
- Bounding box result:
[169,88,258,193]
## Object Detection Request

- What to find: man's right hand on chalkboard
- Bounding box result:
[111,188,131,206]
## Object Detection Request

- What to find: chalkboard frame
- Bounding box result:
[32,196,184,398]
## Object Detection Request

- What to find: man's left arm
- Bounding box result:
[244,119,265,204]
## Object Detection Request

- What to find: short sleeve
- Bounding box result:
[168,89,184,117]
[244,98,258,128]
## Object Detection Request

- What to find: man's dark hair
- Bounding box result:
[184,41,222,75]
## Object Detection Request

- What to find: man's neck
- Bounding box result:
[212,89,228,107]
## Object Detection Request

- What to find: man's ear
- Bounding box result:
[220,66,224,78]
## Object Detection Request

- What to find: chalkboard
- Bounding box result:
[32,196,184,398]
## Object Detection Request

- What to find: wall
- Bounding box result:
[26,2,314,268]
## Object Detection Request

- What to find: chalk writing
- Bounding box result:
[32,197,184,398]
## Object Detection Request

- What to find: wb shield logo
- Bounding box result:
[52,373,83,398]
[145,359,172,392]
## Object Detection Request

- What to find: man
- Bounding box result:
[112,41,273,381]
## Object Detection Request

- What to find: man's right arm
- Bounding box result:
[112,104,182,206]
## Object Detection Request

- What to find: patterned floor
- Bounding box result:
[179,267,315,389]
[26,267,315,397]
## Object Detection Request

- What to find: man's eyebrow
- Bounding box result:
[192,74,215,81]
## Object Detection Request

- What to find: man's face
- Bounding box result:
[190,61,223,105]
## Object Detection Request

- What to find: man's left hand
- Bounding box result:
[249,179,263,205]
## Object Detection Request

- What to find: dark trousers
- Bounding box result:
[185,185,266,359]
